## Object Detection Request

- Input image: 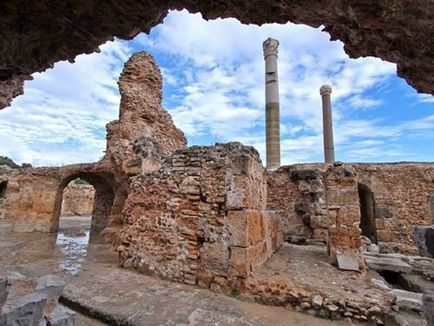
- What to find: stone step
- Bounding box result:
[365,256,412,273]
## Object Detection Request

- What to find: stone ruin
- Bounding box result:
[1,52,434,324]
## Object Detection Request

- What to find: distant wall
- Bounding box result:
[354,163,434,254]
[267,162,434,254]
[61,182,95,217]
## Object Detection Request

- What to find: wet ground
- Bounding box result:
[0,218,352,325]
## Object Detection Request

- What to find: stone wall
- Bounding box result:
[354,163,434,254]
[118,142,283,288]
[0,51,187,238]
[61,181,95,217]
[267,162,434,255]
[0,162,116,233]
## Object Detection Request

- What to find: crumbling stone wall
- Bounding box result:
[0,52,187,239]
[104,52,186,178]
[267,162,434,256]
[354,163,434,254]
[61,181,95,216]
[118,142,283,288]
[267,165,327,244]
[0,163,116,233]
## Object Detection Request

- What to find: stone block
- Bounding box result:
[376,229,392,242]
[47,305,75,326]
[339,188,359,206]
[336,253,359,271]
[227,210,263,247]
[375,218,386,230]
[226,171,266,210]
[0,269,8,309]
[200,242,230,276]
[365,255,412,273]
[0,292,47,325]
[422,292,434,326]
[313,229,328,242]
[326,188,340,206]
[36,275,65,302]
[391,289,423,312]
[310,215,328,229]
[248,240,270,270]
[413,225,434,258]
[230,247,249,278]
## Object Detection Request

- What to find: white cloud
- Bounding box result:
[0,10,432,167]
[0,40,132,166]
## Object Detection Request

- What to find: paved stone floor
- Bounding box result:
[251,243,391,308]
[0,219,351,325]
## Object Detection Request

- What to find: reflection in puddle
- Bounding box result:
[56,230,90,275]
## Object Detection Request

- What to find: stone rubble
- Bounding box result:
[0,269,75,325]
[391,289,423,312]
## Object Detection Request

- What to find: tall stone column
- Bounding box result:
[263,38,281,170]
[320,84,335,163]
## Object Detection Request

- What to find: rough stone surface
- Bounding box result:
[1,0,433,110]
[414,225,434,258]
[336,253,359,271]
[0,269,8,309]
[105,52,186,178]
[118,142,280,287]
[391,289,423,312]
[365,254,413,273]
[268,162,434,255]
[423,292,434,326]
[61,181,95,217]
[47,305,75,326]
[0,292,47,325]
[0,52,186,242]
[36,275,66,303]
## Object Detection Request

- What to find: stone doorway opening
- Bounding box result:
[0,181,7,199]
[59,178,96,239]
[358,184,377,243]
[53,172,116,241]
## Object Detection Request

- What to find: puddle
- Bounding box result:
[56,230,90,275]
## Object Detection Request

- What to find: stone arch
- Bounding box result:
[358,183,377,243]
[52,172,116,237]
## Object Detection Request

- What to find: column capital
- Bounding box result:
[320,84,332,96]
[263,38,279,58]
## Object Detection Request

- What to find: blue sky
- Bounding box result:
[0,10,433,166]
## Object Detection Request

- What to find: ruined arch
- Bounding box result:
[358,183,377,243]
[0,2,432,109]
[53,172,116,237]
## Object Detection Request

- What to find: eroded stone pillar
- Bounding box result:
[320,85,335,163]
[263,38,281,170]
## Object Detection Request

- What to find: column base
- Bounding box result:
[266,164,280,171]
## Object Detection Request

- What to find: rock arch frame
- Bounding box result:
[0,1,433,109]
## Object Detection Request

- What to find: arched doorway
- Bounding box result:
[52,172,116,240]
[0,181,7,199]
[358,184,377,243]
